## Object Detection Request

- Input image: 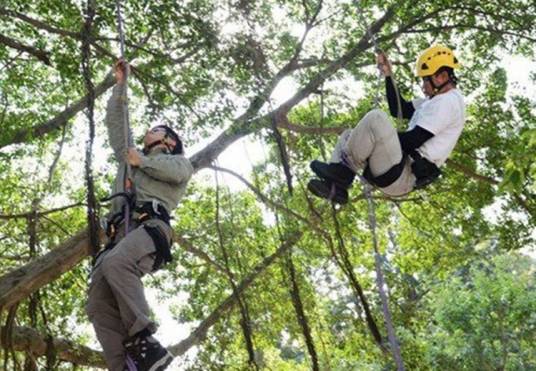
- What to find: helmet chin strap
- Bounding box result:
[428,74,453,96]
[431,80,449,95]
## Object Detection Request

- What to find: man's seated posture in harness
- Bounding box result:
[308,45,466,204]
[86,60,193,371]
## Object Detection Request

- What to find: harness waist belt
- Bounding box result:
[96,201,173,271]
[134,201,170,225]
[363,154,408,188]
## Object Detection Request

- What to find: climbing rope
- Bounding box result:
[352,0,403,123]
[317,86,328,161]
[361,186,405,369]
[322,2,405,368]
[113,3,138,371]
[114,0,134,234]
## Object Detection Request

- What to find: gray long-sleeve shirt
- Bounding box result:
[105,83,193,217]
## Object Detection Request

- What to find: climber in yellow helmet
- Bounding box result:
[308,45,465,204]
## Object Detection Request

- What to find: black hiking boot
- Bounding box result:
[124,334,173,371]
[310,160,355,188]
[307,178,349,204]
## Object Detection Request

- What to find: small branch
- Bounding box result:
[213,169,258,369]
[172,232,227,275]
[0,203,84,220]
[404,24,536,43]
[208,166,331,241]
[169,232,302,357]
[330,204,387,353]
[0,7,79,38]
[284,253,319,370]
[40,215,73,236]
[446,159,499,185]
[132,66,202,122]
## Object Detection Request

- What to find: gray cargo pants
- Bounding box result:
[86,219,170,371]
[331,109,416,196]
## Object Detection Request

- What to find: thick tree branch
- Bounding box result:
[0,34,51,65]
[0,73,115,149]
[0,4,395,315]
[0,230,92,310]
[0,326,105,368]
[0,232,300,368]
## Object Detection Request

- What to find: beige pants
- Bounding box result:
[331,109,415,196]
[86,219,170,371]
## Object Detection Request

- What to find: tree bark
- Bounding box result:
[0,326,105,368]
[0,230,91,311]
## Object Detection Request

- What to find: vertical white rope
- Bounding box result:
[362,180,405,370]
[114,0,130,163]
[114,0,133,232]
[352,0,405,368]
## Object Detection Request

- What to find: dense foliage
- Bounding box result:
[0,0,534,369]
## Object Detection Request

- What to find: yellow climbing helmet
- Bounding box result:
[415,45,460,77]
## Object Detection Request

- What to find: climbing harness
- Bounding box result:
[97,198,173,272]
[96,1,179,273]
[363,154,408,188]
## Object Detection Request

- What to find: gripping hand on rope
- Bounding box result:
[376,52,392,77]
[114,58,129,85]
[127,148,142,167]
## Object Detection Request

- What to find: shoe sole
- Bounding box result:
[149,352,173,371]
[310,161,352,188]
[307,179,348,204]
